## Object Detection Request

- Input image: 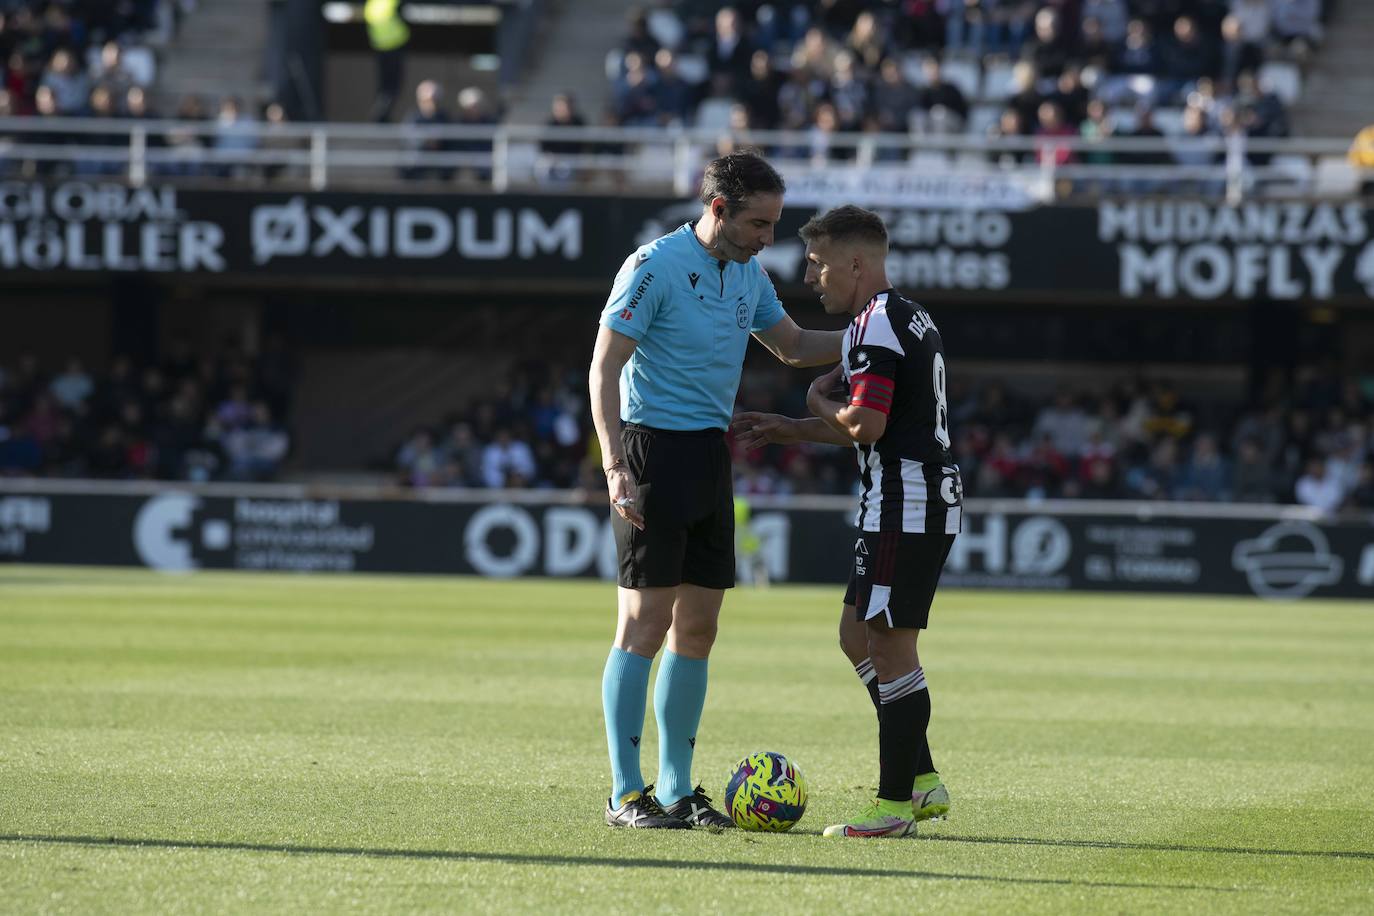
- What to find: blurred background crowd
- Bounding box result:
[6,348,1369,516]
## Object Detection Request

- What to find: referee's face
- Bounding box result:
[712,192,783,263]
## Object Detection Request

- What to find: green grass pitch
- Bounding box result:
[2,565,1372,913]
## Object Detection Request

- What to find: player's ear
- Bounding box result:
[712,196,726,220]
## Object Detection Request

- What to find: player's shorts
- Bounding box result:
[611,423,735,590]
[843,531,955,629]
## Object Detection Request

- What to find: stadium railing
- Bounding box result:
[0,117,1362,204]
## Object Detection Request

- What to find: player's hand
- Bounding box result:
[605,466,645,531]
[806,364,846,415]
[731,411,796,451]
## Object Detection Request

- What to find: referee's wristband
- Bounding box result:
[603,460,627,476]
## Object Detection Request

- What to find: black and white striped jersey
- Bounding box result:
[841,289,963,535]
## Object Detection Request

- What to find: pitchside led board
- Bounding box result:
[1,488,1371,600]
[3,181,1374,303]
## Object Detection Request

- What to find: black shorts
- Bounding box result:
[611,423,735,590]
[843,531,955,629]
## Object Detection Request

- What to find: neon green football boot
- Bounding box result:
[912,774,950,822]
[823,798,914,838]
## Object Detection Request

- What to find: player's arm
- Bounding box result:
[588,325,645,530]
[806,364,889,445]
[752,314,845,368]
[731,412,851,450]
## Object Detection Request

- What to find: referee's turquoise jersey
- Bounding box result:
[599,223,787,431]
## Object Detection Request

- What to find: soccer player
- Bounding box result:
[733,205,961,838]
[589,151,844,829]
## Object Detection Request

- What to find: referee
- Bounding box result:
[589,151,842,829]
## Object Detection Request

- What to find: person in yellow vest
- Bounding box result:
[733,494,769,587]
[1350,125,1374,194]
[365,0,410,122]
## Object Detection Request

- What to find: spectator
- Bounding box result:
[739,50,782,130]
[165,94,208,176]
[1022,6,1071,78]
[259,101,303,180]
[1294,457,1344,514]
[397,428,445,487]
[828,50,868,130]
[1157,15,1216,105]
[1220,13,1264,90]
[1107,19,1161,105]
[845,10,888,71]
[917,57,970,126]
[871,57,918,134]
[1034,101,1076,166]
[652,48,694,126]
[40,47,89,114]
[1176,433,1231,500]
[212,96,258,178]
[49,358,92,410]
[1349,122,1374,195]
[364,0,410,122]
[613,50,659,126]
[91,40,135,96]
[622,6,660,62]
[1231,437,1279,503]
[1076,16,1115,71]
[453,87,497,181]
[1006,60,1042,131]
[481,427,536,488]
[706,6,752,94]
[1049,65,1090,126]
[442,422,484,487]
[220,402,289,481]
[79,84,124,176]
[401,80,454,181]
[988,108,1031,165]
[1124,438,1181,500]
[1081,0,1129,43]
[1033,391,1092,457]
[539,92,586,183]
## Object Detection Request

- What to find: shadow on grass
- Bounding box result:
[0,833,1234,892]
[925,833,1374,862]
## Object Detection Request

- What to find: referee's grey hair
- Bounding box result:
[798,205,888,250]
[698,150,786,215]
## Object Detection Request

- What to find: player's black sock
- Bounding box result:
[916,680,936,777]
[877,666,927,802]
[864,657,936,778]
[854,657,881,721]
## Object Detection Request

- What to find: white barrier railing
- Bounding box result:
[0,117,1363,203]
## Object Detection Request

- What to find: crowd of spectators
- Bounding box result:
[730,363,1373,516]
[392,358,1372,518]
[0,341,294,482]
[598,1,1327,168]
[394,362,593,491]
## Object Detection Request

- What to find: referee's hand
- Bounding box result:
[606,467,646,531]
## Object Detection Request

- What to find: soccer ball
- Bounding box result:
[724,751,808,831]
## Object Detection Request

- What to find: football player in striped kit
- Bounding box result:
[733,205,961,838]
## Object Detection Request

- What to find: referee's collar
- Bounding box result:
[682,222,729,266]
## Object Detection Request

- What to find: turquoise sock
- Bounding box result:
[654,650,709,807]
[602,647,652,805]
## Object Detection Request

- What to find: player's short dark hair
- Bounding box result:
[798,205,888,251]
[698,150,786,215]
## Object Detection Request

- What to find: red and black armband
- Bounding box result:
[849,373,894,415]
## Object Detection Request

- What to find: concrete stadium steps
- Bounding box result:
[1291,3,1374,139]
[155,0,273,109]
[506,0,624,125]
